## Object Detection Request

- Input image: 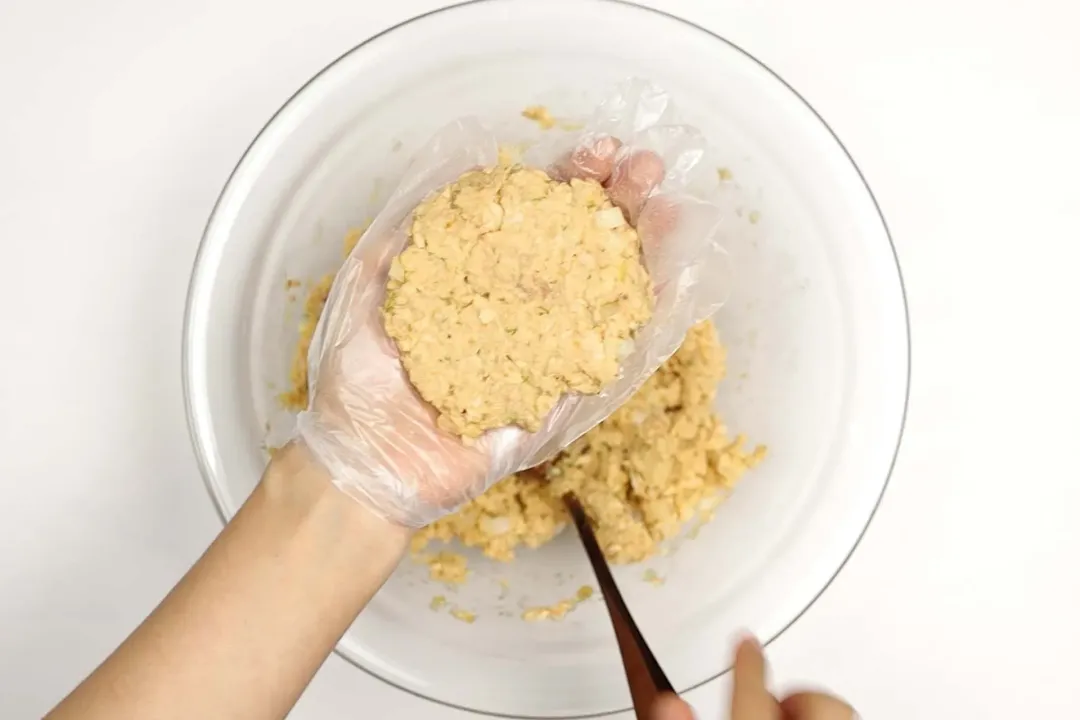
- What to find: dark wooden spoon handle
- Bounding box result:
[563,492,674,719]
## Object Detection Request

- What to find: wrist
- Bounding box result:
[263,442,411,575]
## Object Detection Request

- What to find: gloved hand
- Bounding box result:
[296,134,679,527]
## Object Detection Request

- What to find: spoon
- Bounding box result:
[563,492,674,719]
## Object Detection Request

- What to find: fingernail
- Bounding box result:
[738,632,762,651]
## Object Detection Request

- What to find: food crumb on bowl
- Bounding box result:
[522,585,595,622]
[429,595,477,624]
[420,550,470,585]
[450,608,477,624]
[643,568,665,586]
[717,167,734,182]
[521,104,557,129]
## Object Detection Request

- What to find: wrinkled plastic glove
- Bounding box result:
[296,120,729,527]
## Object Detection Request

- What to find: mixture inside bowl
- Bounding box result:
[280,228,764,570]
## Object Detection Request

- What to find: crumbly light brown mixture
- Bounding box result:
[412,321,766,564]
[382,164,653,438]
[522,585,595,622]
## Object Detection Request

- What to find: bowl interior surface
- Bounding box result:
[184,1,908,716]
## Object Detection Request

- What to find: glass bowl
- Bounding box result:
[182,0,909,716]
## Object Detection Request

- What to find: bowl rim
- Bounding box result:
[182,0,911,717]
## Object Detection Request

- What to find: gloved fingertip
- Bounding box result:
[552,134,623,183]
[637,195,680,256]
[606,149,666,225]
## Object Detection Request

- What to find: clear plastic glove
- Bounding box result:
[296,82,732,527]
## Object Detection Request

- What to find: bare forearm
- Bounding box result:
[49,443,409,720]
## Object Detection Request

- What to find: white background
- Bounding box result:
[2,0,1078,718]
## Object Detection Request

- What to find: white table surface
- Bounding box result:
[2,0,1078,717]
